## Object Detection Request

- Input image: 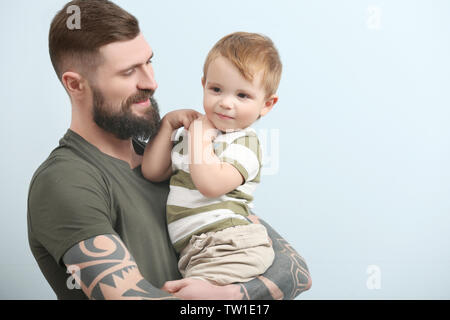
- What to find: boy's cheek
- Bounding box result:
[203,97,215,112]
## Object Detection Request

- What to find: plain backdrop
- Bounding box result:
[1,0,449,299]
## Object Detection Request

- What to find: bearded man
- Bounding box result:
[27,0,311,300]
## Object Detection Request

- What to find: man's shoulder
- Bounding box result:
[27,148,111,225]
[30,148,103,194]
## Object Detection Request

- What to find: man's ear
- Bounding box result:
[259,94,278,117]
[61,71,87,98]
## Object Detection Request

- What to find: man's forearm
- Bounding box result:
[64,234,179,300]
[238,216,312,300]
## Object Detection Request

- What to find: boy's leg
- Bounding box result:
[181,224,275,286]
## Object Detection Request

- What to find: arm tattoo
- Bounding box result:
[240,217,312,300]
[63,234,178,300]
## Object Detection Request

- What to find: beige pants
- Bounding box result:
[178,224,275,286]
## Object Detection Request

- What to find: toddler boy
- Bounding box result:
[142,32,282,285]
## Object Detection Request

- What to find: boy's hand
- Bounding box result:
[162,109,202,131]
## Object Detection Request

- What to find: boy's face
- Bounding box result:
[202,56,277,132]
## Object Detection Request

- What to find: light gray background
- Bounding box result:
[1,0,449,299]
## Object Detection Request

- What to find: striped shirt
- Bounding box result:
[167,127,262,252]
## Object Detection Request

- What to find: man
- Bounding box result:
[27,0,311,300]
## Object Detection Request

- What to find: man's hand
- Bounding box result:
[161,278,241,300]
[189,115,220,142]
[162,109,202,131]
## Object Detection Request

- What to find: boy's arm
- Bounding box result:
[161,215,312,300]
[142,109,201,182]
[188,116,244,198]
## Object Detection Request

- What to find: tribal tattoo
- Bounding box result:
[239,216,312,300]
[63,221,311,300]
[63,234,178,300]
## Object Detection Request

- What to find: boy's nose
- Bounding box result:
[219,96,233,110]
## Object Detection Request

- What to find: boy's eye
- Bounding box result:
[238,93,249,99]
[210,87,221,93]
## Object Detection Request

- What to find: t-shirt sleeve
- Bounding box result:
[28,157,117,266]
[218,134,261,182]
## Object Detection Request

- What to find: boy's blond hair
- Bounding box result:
[203,32,282,98]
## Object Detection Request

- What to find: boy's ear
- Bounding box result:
[259,94,278,117]
[201,77,206,88]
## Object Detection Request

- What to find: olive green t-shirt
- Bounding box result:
[27,129,181,300]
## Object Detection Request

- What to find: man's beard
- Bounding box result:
[92,87,161,141]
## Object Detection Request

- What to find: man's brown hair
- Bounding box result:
[49,0,140,81]
[203,32,282,98]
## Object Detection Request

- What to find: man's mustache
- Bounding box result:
[124,89,154,108]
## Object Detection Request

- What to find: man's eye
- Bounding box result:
[146,58,153,64]
[124,69,135,76]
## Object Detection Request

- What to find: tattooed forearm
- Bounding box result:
[63,234,178,300]
[240,216,312,300]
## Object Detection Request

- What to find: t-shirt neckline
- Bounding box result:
[65,129,143,172]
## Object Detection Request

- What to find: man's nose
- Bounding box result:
[138,66,158,91]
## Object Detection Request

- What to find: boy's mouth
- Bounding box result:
[215,112,234,120]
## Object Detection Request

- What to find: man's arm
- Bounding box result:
[162,215,312,300]
[63,234,178,300]
[237,215,312,299]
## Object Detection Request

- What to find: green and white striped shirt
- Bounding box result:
[167,127,262,252]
